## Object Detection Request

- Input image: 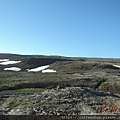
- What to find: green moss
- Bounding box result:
[0,81,22,90]
[17,102,40,108]
[8,88,47,94]
[114,98,120,101]
[1,98,20,108]
[100,82,107,86]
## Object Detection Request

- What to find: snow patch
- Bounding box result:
[113,64,120,68]
[0,59,9,62]
[4,67,21,71]
[42,69,56,73]
[0,60,21,65]
[27,65,49,72]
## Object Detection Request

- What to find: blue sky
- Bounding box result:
[0,0,120,58]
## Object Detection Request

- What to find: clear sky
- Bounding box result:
[0,0,120,58]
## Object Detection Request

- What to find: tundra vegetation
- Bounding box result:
[0,54,120,115]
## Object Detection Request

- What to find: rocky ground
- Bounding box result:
[0,87,120,115]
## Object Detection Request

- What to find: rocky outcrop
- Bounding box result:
[0,87,120,115]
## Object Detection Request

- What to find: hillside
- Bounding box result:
[0,53,120,115]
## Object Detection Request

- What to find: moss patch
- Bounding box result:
[8,88,48,94]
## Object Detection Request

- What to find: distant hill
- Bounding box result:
[0,53,84,71]
[0,53,120,71]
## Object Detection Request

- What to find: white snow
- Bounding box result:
[113,64,120,68]
[27,65,49,72]
[0,59,9,62]
[0,60,21,65]
[4,67,21,71]
[42,69,56,73]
